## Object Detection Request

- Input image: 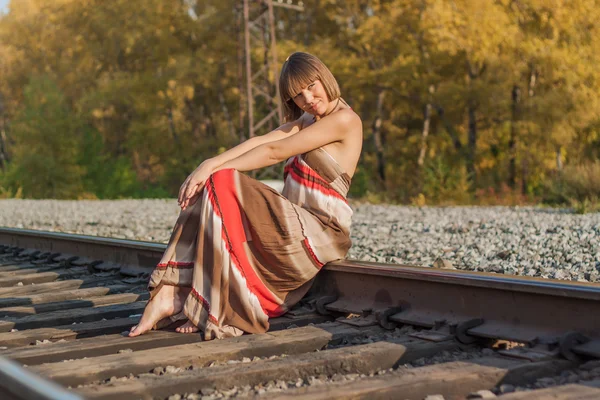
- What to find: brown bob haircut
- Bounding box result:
[279,52,341,122]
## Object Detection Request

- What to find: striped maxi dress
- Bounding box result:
[147,147,353,340]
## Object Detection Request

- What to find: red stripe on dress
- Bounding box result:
[288,168,347,203]
[190,288,218,324]
[207,169,283,317]
[289,158,348,203]
[290,157,330,187]
[156,261,194,269]
[302,238,325,268]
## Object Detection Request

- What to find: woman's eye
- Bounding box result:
[308,83,315,89]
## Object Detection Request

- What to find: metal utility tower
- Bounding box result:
[241,0,303,140]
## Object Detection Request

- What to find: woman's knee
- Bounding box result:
[209,169,238,196]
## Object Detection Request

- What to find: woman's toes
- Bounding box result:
[176,320,199,334]
[128,326,137,336]
[128,325,141,337]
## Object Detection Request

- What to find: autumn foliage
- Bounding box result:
[0,0,598,206]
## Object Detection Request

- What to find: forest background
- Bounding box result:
[0,0,599,210]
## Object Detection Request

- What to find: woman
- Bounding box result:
[129,52,362,339]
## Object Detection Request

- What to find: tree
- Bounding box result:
[4,76,84,198]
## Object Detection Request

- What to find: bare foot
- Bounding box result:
[129,285,188,337]
[175,319,199,334]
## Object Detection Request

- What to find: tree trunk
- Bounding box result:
[556,147,563,171]
[0,125,7,171]
[372,90,386,183]
[521,66,537,195]
[418,97,433,167]
[166,107,180,145]
[521,156,529,196]
[218,92,236,140]
[508,85,521,188]
[467,103,477,187]
[528,67,537,97]
[304,0,316,46]
[465,61,482,189]
[435,105,462,151]
[0,94,7,171]
[416,3,433,169]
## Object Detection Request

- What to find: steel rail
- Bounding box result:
[0,356,82,400]
[1,227,600,356]
[2,227,599,299]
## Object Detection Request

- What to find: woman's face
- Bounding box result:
[291,79,330,117]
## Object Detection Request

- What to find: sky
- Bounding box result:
[0,0,8,13]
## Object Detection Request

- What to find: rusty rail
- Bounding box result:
[0,356,82,400]
[1,227,600,398]
[1,227,599,358]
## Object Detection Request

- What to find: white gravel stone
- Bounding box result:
[467,390,497,399]
[1,200,598,281]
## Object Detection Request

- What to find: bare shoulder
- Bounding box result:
[337,108,362,126]
[334,109,363,137]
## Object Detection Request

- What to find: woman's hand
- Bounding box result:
[178,161,215,210]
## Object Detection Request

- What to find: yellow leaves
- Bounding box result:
[478,157,496,170]
[91,106,115,119]
[183,85,194,100]
[158,82,193,102]
[423,0,518,61]
[410,193,426,207]
[1,0,598,200]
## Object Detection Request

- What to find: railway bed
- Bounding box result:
[0,227,599,399]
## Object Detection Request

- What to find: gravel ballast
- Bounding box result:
[0,199,598,282]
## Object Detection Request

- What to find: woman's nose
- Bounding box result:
[303,92,313,104]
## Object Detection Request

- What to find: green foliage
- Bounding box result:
[571,199,600,215]
[347,165,369,198]
[0,0,598,202]
[422,158,472,205]
[79,127,137,198]
[543,162,600,213]
[3,75,84,198]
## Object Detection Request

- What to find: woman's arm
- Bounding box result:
[178,116,305,208]
[202,118,304,171]
[179,109,360,209]
[215,109,361,172]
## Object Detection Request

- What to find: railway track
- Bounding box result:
[0,227,599,399]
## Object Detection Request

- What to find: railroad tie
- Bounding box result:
[1,229,600,399]
[0,313,331,365]
[258,356,578,400]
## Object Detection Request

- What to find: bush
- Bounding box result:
[543,162,600,212]
[3,76,84,198]
[421,158,472,205]
[347,164,370,198]
[475,183,534,206]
